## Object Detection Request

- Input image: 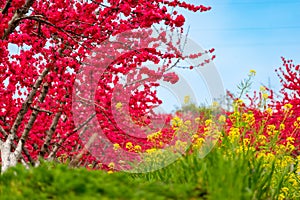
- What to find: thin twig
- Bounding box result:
[30,107,53,115]
[90,0,110,8]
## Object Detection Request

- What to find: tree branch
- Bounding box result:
[1,0,12,14]
[47,113,96,160]
[39,111,62,157]
[2,0,35,40]
[69,133,97,167]
[10,67,49,139]
[0,125,8,137]
[0,125,7,146]
[18,15,90,46]
[73,113,96,133]
[21,144,35,166]
[14,82,49,159]
[2,68,48,169]
[0,125,35,166]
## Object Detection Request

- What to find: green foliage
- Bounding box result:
[0,163,199,200]
[236,70,256,99]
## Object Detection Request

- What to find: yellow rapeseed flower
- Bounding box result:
[184,95,190,104]
[236,99,243,104]
[260,86,266,91]
[212,101,219,107]
[205,119,212,126]
[249,69,256,76]
[242,112,255,125]
[171,116,183,127]
[286,142,295,151]
[228,127,240,143]
[258,134,266,140]
[281,187,289,195]
[194,117,201,124]
[278,193,285,200]
[287,137,295,143]
[258,135,267,145]
[265,107,273,115]
[236,145,255,154]
[267,124,276,131]
[184,120,191,126]
[146,148,157,154]
[192,134,199,139]
[278,187,290,200]
[108,162,115,169]
[283,103,293,112]
[294,121,300,128]
[262,93,269,99]
[147,131,162,142]
[288,174,298,186]
[243,138,250,146]
[159,141,163,147]
[133,145,142,152]
[275,144,287,155]
[125,142,133,149]
[265,153,275,162]
[115,102,123,109]
[113,143,120,150]
[280,123,285,131]
[218,115,226,123]
[193,138,205,147]
[267,124,276,136]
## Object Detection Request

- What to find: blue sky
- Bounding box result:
[180,0,300,94]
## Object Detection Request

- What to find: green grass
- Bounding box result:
[132,147,273,199]
[0,163,199,200]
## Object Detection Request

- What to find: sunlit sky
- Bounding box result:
[181,0,300,93]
